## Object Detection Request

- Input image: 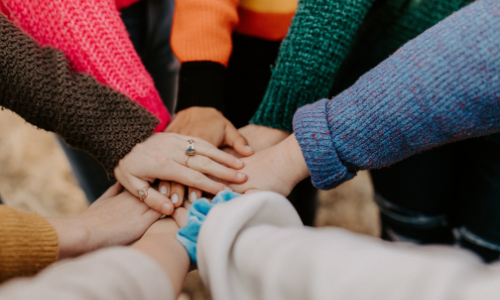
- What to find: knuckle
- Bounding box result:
[200,157,212,169]
[190,171,205,183]
[144,195,159,210]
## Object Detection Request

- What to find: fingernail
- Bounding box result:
[236,159,243,165]
[237,172,246,180]
[161,203,172,215]
[190,192,198,203]
[172,194,179,204]
[245,145,253,151]
[224,186,233,191]
[160,186,167,195]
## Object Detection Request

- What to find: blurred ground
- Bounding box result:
[0,108,379,300]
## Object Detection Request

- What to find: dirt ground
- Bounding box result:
[0,108,380,300]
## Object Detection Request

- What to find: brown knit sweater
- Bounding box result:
[0,206,59,283]
[0,13,159,177]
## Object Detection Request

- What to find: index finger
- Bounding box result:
[189,137,245,170]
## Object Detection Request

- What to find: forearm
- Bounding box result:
[250,0,375,132]
[0,206,58,282]
[2,0,170,130]
[0,14,158,177]
[0,248,175,300]
[172,0,239,113]
[132,219,190,296]
[198,192,492,300]
[294,0,500,189]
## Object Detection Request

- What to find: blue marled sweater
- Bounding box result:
[293,0,500,190]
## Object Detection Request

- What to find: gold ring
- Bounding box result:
[137,185,151,202]
[185,155,190,167]
[186,140,196,156]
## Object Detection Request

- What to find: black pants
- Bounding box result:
[372,138,500,262]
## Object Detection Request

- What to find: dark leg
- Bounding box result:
[371,144,457,245]
[453,138,500,262]
[61,0,177,203]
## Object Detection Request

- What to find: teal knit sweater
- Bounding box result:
[250,0,473,133]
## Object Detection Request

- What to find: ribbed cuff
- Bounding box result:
[293,99,356,190]
[0,206,59,282]
[176,61,227,114]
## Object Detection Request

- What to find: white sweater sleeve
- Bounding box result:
[197,191,500,300]
[0,247,175,300]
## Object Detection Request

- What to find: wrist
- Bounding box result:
[240,124,291,152]
[132,219,189,294]
[47,218,90,259]
[281,134,310,186]
[175,61,227,113]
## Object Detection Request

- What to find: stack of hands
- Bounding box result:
[52,107,310,265]
[114,106,309,217]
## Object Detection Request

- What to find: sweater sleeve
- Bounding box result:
[1,0,170,132]
[0,247,174,300]
[171,0,239,113]
[0,14,158,177]
[293,0,500,189]
[197,191,497,300]
[0,206,58,283]
[250,0,376,132]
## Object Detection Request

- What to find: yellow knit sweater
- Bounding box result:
[0,205,59,283]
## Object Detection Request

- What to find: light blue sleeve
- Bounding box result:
[177,191,241,266]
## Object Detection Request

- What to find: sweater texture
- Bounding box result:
[252,0,473,132]
[0,14,158,177]
[0,0,170,132]
[293,0,500,190]
[0,206,58,283]
[172,0,298,114]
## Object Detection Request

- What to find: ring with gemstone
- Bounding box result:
[186,140,196,156]
[137,185,151,202]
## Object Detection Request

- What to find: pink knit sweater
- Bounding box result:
[1,0,170,132]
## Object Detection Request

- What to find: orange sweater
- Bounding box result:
[172,0,298,66]
[172,0,298,114]
[0,206,58,283]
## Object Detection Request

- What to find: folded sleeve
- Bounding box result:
[0,206,58,283]
[293,0,500,189]
[0,247,175,300]
[0,14,158,177]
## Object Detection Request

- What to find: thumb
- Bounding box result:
[224,124,254,157]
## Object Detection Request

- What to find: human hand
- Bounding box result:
[48,183,161,259]
[228,134,310,196]
[166,107,254,156]
[164,107,254,205]
[239,124,290,152]
[114,133,248,215]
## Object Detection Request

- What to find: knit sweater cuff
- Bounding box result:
[175,61,227,114]
[0,206,58,283]
[293,99,356,189]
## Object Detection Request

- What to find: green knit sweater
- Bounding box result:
[250,0,474,133]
